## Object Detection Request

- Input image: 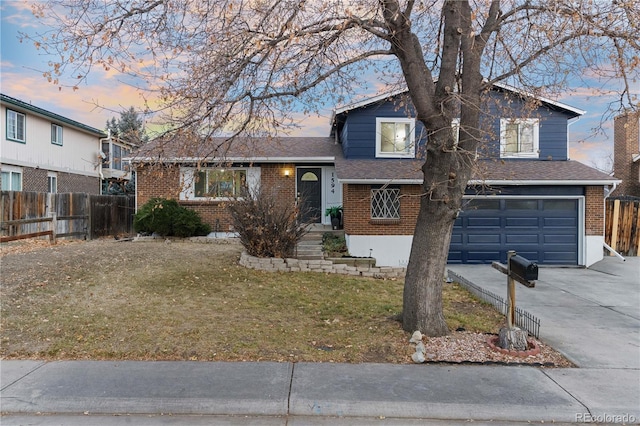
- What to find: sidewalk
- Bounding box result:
[2,257,639,425]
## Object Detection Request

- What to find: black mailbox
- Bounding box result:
[509,255,538,282]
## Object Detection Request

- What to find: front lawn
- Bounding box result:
[1,239,503,363]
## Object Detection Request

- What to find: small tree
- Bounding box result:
[228,186,310,258]
[106,106,149,146]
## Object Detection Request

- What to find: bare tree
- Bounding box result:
[24,0,639,336]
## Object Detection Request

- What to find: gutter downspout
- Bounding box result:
[602,181,625,261]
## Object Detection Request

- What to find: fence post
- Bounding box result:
[51,212,57,244]
[86,194,92,240]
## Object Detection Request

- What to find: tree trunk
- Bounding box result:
[402,143,470,336]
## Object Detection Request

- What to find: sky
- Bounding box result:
[1,1,635,172]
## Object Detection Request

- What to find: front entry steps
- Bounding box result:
[296,224,342,260]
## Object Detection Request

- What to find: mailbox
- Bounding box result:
[509,254,538,282]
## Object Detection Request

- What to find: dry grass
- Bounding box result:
[1,239,505,363]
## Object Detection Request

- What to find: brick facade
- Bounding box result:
[343,184,420,235]
[19,166,99,194]
[585,185,604,236]
[613,110,640,197]
[135,163,297,231]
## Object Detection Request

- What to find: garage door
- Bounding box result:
[449,198,578,265]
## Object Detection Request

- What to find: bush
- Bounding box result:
[134,198,211,237]
[227,185,310,258]
[322,232,348,255]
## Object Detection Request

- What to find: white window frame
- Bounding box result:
[500,118,540,158]
[51,123,63,146]
[47,172,58,193]
[371,187,401,219]
[180,167,263,201]
[375,117,415,158]
[1,166,23,191]
[6,109,26,143]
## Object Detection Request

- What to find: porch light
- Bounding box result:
[283,169,291,177]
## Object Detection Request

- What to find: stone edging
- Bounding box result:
[239,251,406,279]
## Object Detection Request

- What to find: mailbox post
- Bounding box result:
[500,250,539,328]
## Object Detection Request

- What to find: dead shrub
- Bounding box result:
[228,185,310,258]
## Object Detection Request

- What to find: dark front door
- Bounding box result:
[297,168,322,223]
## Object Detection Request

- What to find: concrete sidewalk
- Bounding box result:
[2,257,639,424]
[2,360,637,424]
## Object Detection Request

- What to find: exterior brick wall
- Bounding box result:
[585,185,604,236]
[58,171,100,194]
[343,184,420,235]
[135,164,183,206]
[613,111,640,197]
[135,163,297,232]
[22,167,48,192]
[19,166,99,194]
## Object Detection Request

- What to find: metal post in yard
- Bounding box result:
[506,250,516,329]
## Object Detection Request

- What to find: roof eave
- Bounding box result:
[131,156,336,164]
[1,93,107,137]
[468,179,621,186]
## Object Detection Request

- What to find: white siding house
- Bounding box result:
[1,93,107,194]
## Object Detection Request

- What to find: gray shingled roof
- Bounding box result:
[133,136,340,162]
[133,134,616,185]
[336,158,618,184]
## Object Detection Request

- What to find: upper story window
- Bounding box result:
[51,123,63,146]
[195,169,247,199]
[376,118,415,158]
[371,186,400,219]
[500,118,539,158]
[101,141,131,170]
[1,166,22,191]
[6,109,26,143]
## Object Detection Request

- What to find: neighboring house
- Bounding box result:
[612,110,640,197]
[100,133,137,194]
[1,94,135,195]
[132,84,618,267]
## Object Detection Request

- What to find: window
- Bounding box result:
[6,109,26,142]
[1,168,22,191]
[194,169,247,198]
[51,123,63,145]
[371,186,400,219]
[500,118,539,158]
[47,172,57,193]
[376,118,415,158]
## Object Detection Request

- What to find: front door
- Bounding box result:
[297,167,322,223]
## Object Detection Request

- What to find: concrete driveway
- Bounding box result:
[448,256,640,369]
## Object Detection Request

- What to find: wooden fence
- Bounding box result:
[605,198,640,257]
[0,191,135,243]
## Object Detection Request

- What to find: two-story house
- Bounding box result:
[612,110,640,198]
[1,94,135,195]
[132,84,618,267]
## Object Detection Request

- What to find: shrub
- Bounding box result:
[227,185,310,258]
[322,232,348,255]
[134,198,211,237]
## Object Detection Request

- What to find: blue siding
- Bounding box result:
[339,98,427,159]
[337,88,579,161]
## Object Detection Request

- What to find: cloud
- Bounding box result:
[1,69,153,130]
